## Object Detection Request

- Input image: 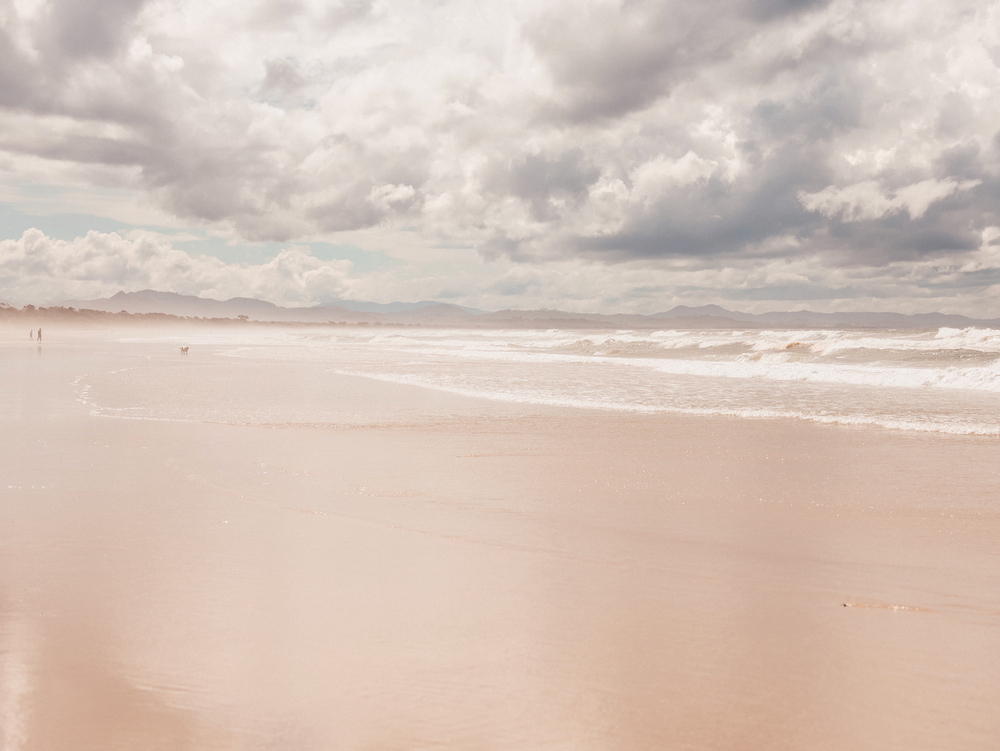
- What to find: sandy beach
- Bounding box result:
[2,326,999,750]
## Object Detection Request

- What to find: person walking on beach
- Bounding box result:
[37,328,42,342]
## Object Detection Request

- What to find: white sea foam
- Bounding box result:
[331,369,1000,435]
[124,325,1000,435]
[222,328,1000,393]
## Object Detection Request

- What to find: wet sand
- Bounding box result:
[2,331,999,750]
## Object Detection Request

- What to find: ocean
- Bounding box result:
[93,325,1000,435]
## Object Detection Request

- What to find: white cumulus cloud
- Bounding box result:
[2,0,1000,314]
[0,230,354,306]
[798,178,982,222]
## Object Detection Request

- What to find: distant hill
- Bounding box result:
[61,290,310,319]
[53,290,1000,329]
[317,299,486,314]
[59,290,475,325]
[478,306,1000,329]
[652,304,999,329]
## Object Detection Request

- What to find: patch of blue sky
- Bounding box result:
[176,233,397,272]
[0,203,131,239]
[0,203,397,273]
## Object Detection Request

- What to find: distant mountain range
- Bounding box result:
[53,290,1000,329]
[318,299,486,314]
[58,290,480,325]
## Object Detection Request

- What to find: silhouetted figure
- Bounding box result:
[37,328,42,342]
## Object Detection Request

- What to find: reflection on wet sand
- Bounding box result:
[1,334,999,750]
[1,614,197,751]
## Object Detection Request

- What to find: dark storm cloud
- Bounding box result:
[0,0,416,242]
[525,0,834,123]
[1,0,999,312]
[43,0,150,62]
[525,2,725,123]
[250,0,306,28]
[480,0,1000,284]
[581,169,992,268]
[752,70,867,142]
[744,0,829,21]
[821,179,998,263]
[0,28,36,107]
[508,66,869,262]
[482,150,600,220]
[320,0,375,29]
[259,58,307,96]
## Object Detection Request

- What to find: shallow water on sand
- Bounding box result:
[2,331,999,750]
[217,326,1000,435]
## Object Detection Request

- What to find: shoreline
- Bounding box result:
[2,334,999,750]
[7,327,1000,439]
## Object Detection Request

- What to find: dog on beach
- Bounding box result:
[180,346,189,354]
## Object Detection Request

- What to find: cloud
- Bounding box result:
[522,0,832,123]
[0,229,353,306]
[5,225,1000,317]
[367,183,416,212]
[481,150,600,220]
[41,0,151,63]
[799,178,982,221]
[259,58,307,97]
[1,0,1000,314]
[630,152,719,204]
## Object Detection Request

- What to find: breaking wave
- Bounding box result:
[209,325,1000,435]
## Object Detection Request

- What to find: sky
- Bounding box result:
[2,0,1000,315]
